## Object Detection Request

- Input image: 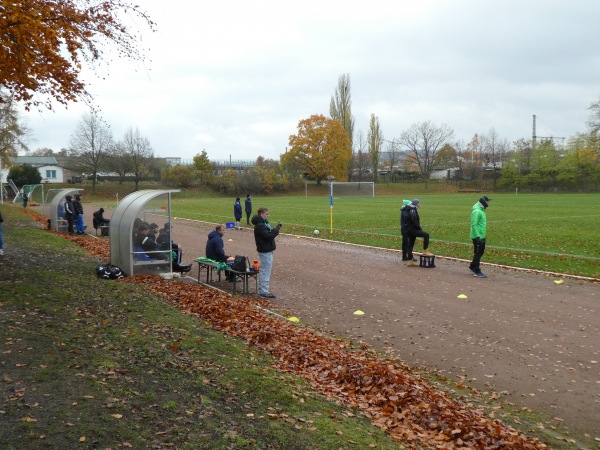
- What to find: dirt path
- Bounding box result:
[85,206,600,439]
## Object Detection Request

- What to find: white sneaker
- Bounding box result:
[0,249,4,256]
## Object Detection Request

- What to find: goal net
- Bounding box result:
[329,182,375,198]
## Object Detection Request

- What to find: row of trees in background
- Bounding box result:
[269,73,600,192]
[69,113,156,192]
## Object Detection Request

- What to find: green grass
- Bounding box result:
[171,192,600,279]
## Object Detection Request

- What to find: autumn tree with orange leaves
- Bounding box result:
[0,0,155,111]
[283,114,352,185]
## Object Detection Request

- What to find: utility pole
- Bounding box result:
[532,114,565,149]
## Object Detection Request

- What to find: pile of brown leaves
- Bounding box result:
[23,208,548,449]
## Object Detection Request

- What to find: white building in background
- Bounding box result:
[430,167,461,180]
[1,156,67,184]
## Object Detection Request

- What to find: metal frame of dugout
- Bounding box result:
[109,189,180,277]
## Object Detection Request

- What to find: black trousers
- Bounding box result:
[407,230,429,260]
[246,211,251,225]
[401,232,409,259]
[66,215,74,233]
[470,238,486,273]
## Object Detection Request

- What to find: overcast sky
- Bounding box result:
[22,0,600,163]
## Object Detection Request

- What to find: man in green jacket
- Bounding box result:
[469,196,491,278]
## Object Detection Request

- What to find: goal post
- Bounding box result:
[329,181,375,198]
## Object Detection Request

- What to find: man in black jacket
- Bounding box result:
[405,199,433,267]
[244,194,252,225]
[400,199,412,261]
[251,207,281,299]
[72,194,85,234]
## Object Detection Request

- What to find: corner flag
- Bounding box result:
[329,195,333,233]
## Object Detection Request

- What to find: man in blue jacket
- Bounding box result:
[205,225,228,262]
[234,197,243,230]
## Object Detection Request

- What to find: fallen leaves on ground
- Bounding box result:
[23,208,548,449]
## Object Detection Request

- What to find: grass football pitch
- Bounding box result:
[173,193,600,279]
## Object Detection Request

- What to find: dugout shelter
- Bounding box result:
[109,189,180,277]
[46,188,84,232]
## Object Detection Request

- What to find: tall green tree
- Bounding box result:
[434,144,459,169]
[586,96,600,166]
[163,164,196,188]
[558,135,600,190]
[588,96,600,138]
[528,139,561,190]
[368,114,383,182]
[7,163,41,186]
[329,73,355,178]
[193,149,213,184]
[283,114,352,185]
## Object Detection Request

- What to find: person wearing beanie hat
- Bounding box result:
[404,198,433,266]
[400,200,412,261]
[469,195,492,278]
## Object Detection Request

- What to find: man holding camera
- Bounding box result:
[251,207,281,299]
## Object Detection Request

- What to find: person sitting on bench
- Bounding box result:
[135,223,192,273]
[206,224,229,262]
[206,224,234,281]
[157,222,184,265]
[93,208,110,234]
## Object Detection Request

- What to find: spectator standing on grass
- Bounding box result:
[469,196,492,278]
[206,225,229,262]
[64,195,75,235]
[405,199,433,267]
[0,210,4,256]
[252,207,281,299]
[400,199,412,261]
[72,194,85,234]
[234,197,243,230]
[244,194,252,225]
[21,192,28,208]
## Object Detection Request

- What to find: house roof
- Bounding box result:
[10,156,58,166]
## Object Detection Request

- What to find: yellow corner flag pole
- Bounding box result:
[329,194,333,234]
